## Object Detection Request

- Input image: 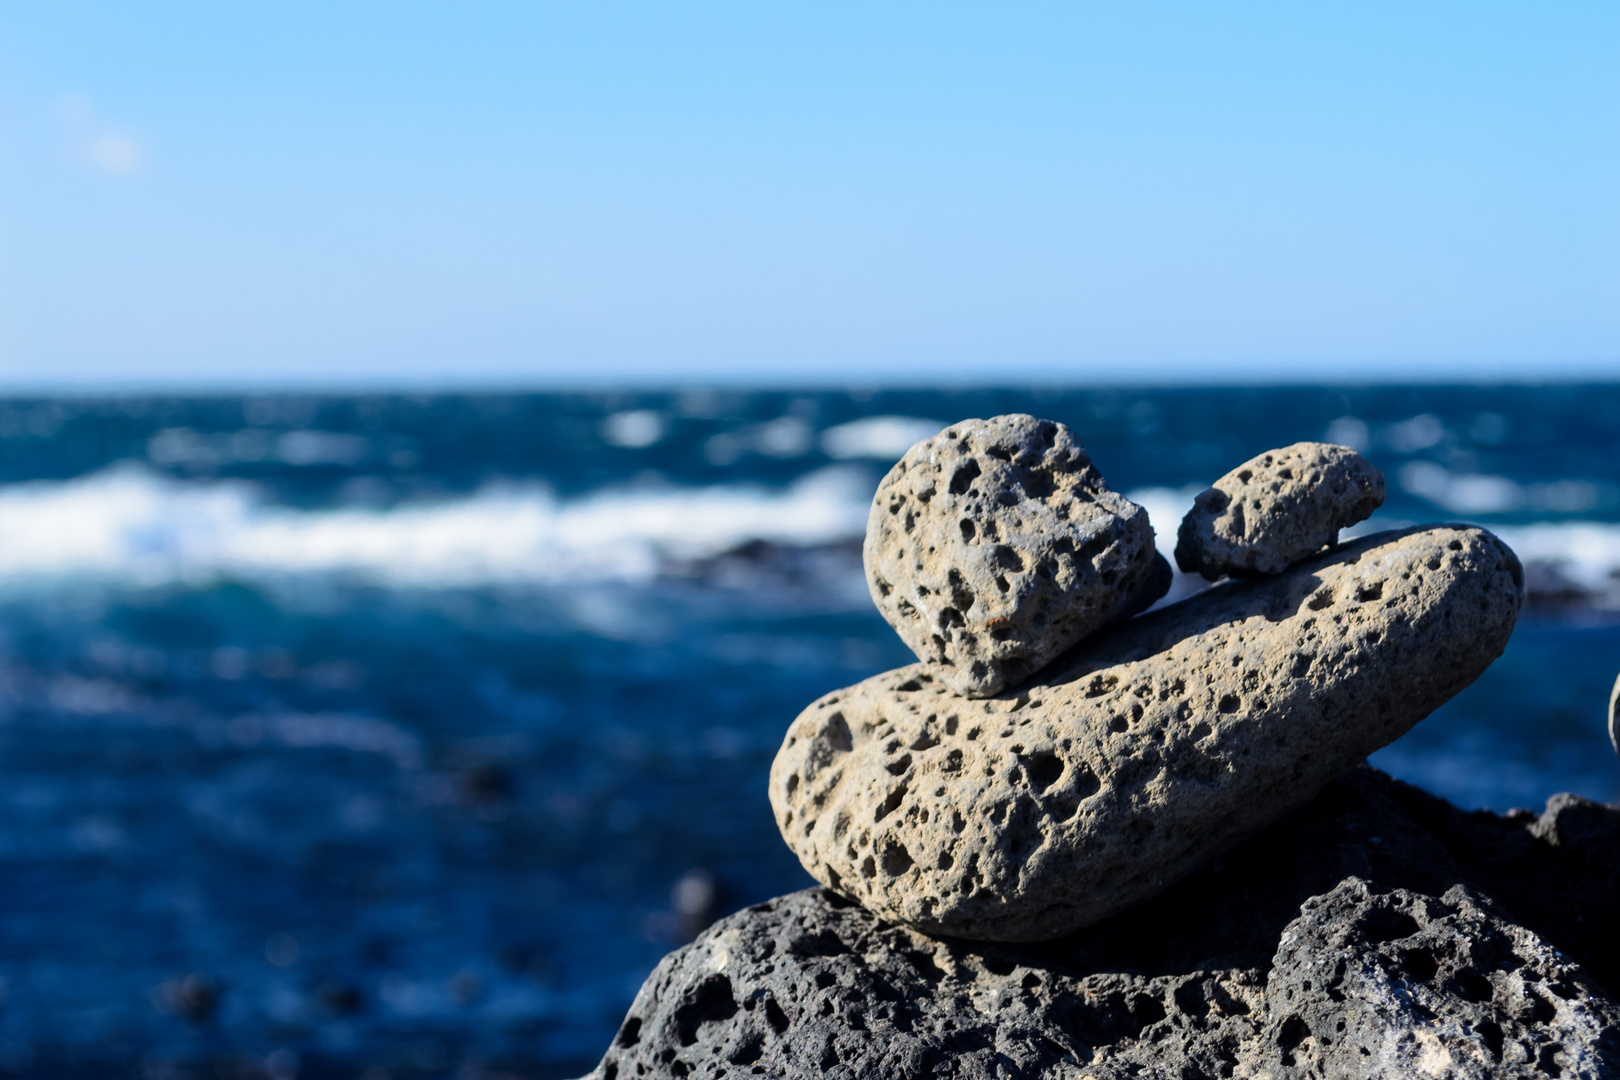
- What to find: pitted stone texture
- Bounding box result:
[772,525,1522,941]
[864,414,1161,698]
[584,888,1269,1080]
[1259,878,1620,1078]
[1176,441,1385,580]
[584,764,1620,1080]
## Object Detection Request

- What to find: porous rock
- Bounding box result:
[1175,441,1385,580]
[864,414,1163,699]
[1262,879,1618,1078]
[772,525,1522,941]
[584,769,1620,1080]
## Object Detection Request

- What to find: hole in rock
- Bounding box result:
[881,843,915,876]
[1277,1015,1309,1066]
[674,974,738,1047]
[1449,972,1493,1003]
[874,784,908,822]
[1024,752,1065,791]
[1400,946,1439,983]
[1021,468,1055,499]
[1358,909,1420,945]
[821,713,852,752]
[905,951,945,981]
[1476,1019,1504,1059]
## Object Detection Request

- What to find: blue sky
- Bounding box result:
[0,3,1616,388]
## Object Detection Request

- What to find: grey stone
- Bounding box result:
[1175,441,1385,580]
[1610,672,1619,759]
[582,768,1620,1080]
[864,414,1163,699]
[1260,878,1618,1078]
[771,525,1522,941]
[585,888,1268,1080]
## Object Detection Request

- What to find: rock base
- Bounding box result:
[586,769,1620,1079]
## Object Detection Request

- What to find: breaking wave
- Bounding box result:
[0,465,875,590]
[0,467,1616,609]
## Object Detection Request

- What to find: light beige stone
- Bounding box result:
[1176,442,1385,580]
[1609,672,1619,759]
[771,525,1522,942]
[864,414,1162,698]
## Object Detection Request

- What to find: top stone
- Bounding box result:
[1175,441,1384,580]
[865,415,1162,698]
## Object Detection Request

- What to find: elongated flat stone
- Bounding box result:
[770,525,1522,941]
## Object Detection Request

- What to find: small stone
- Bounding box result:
[1609,672,1619,758]
[772,525,1522,941]
[1176,441,1385,580]
[864,414,1162,698]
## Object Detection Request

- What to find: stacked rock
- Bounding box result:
[769,426,1525,941]
[578,420,1620,1080]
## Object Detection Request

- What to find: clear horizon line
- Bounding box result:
[1,361,1618,396]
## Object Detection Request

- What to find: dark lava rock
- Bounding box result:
[582,768,1620,1078]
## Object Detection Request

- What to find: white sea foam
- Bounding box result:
[1399,461,1614,517]
[1125,484,1620,609]
[1123,485,1205,558]
[0,465,874,590]
[1492,521,1620,605]
[820,416,945,461]
[2,467,1617,607]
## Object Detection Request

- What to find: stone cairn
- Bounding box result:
[586,417,1620,1080]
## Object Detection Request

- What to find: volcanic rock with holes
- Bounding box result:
[864,414,1165,699]
[772,524,1522,941]
[1175,441,1386,580]
[583,767,1620,1079]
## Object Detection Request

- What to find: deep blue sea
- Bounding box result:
[0,386,1617,1078]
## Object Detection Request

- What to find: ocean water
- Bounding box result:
[0,386,1616,1078]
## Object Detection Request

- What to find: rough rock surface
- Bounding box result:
[864,415,1163,699]
[773,525,1522,941]
[584,769,1620,1079]
[1175,442,1385,580]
